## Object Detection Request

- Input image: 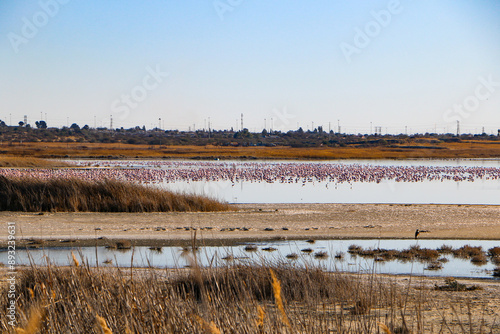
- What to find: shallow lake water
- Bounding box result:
[161,178,500,204]
[63,158,500,204]
[3,239,499,279]
[3,159,498,278]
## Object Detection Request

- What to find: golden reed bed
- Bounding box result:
[2,140,500,160]
[1,257,499,333]
[0,176,230,213]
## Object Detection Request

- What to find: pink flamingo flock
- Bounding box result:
[1,160,499,185]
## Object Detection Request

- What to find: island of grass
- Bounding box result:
[0,175,230,212]
[0,156,70,168]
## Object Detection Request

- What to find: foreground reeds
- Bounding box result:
[0,176,230,212]
[0,262,394,333]
[1,257,498,333]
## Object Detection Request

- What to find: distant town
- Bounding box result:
[0,117,499,148]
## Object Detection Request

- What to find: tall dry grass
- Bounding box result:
[0,175,230,212]
[1,256,498,333]
[0,262,398,333]
[0,156,69,168]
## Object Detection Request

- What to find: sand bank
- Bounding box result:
[1,203,499,248]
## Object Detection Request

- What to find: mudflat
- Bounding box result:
[1,203,499,248]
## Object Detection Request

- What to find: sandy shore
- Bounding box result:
[1,203,499,248]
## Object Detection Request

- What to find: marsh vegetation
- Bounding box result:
[2,256,499,333]
[0,176,230,212]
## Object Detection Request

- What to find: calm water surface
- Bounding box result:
[69,159,500,204]
[3,239,499,279]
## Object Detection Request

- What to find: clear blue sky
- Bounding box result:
[1,0,500,134]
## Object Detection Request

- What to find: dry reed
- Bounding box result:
[255,305,265,328]
[1,257,498,333]
[270,269,291,330]
[377,322,393,334]
[0,175,230,212]
[96,315,113,334]
[0,156,69,168]
[15,305,45,334]
[193,315,221,334]
[71,251,80,267]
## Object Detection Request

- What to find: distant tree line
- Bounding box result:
[0,119,498,147]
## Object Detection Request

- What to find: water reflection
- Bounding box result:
[3,239,499,279]
[161,177,500,204]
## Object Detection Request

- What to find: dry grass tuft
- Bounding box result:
[453,245,484,259]
[96,315,113,334]
[351,298,372,315]
[425,261,443,270]
[244,245,258,252]
[255,305,265,328]
[15,305,46,334]
[115,240,132,250]
[437,244,454,254]
[488,247,500,257]
[71,251,79,267]
[28,288,35,300]
[471,253,488,264]
[270,269,291,329]
[314,251,329,259]
[377,322,392,334]
[193,315,221,334]
[0,175,231,212]
[434,278,482,291]
[348,244,363,254]
[0,156,69,168]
